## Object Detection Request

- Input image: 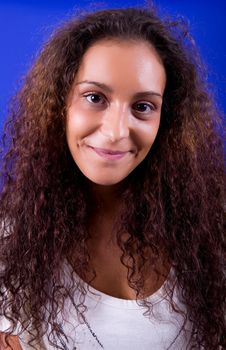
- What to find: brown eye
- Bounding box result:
[133,102,155,113]
[84,93,105,104]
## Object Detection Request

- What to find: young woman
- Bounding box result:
[0,5,225,350]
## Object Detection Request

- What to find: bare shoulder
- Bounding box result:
[0,333,23,350]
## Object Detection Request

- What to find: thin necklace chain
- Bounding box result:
[69,295,105,349]
[79,311,104,348]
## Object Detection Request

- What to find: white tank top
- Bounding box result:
[0,262,191,349]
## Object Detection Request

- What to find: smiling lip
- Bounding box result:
[90,146,129,160]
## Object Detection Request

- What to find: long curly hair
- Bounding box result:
[0,5,225,349]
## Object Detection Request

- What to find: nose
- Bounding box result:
[100,105,130,142]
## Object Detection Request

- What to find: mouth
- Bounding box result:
[89,146,129,160]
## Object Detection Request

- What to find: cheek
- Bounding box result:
[134,120,160,152]
[66,109,96,142]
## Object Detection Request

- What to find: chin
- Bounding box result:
[84,173,127,186]
[89,178,123,186]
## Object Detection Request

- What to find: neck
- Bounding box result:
[85,180,127,212]
[82,180,128,243]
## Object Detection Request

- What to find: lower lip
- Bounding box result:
[90,147,128,160]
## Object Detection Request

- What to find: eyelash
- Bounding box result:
[83,92,105,105]
[83,92,156,115]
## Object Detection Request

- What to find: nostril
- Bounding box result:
[100,112,130,141]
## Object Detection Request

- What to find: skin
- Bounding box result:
[67,39,168,300]
[66,39,166,187]
[0,333,22,349]
[2,40,167,348]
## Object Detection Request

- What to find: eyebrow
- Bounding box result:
[75,80,163,99]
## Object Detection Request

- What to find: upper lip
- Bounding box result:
[90,146,129,155]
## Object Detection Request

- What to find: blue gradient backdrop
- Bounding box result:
[0,0,225,133]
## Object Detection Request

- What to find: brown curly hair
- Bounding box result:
[0,5,225,350]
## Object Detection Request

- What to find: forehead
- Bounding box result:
[74,39,166,94]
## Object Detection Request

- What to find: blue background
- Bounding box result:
[0,0,225,133]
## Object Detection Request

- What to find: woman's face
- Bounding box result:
[66,39,166,186]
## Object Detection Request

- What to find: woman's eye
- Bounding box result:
[133,102,155,113]
[84,93,105,105]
